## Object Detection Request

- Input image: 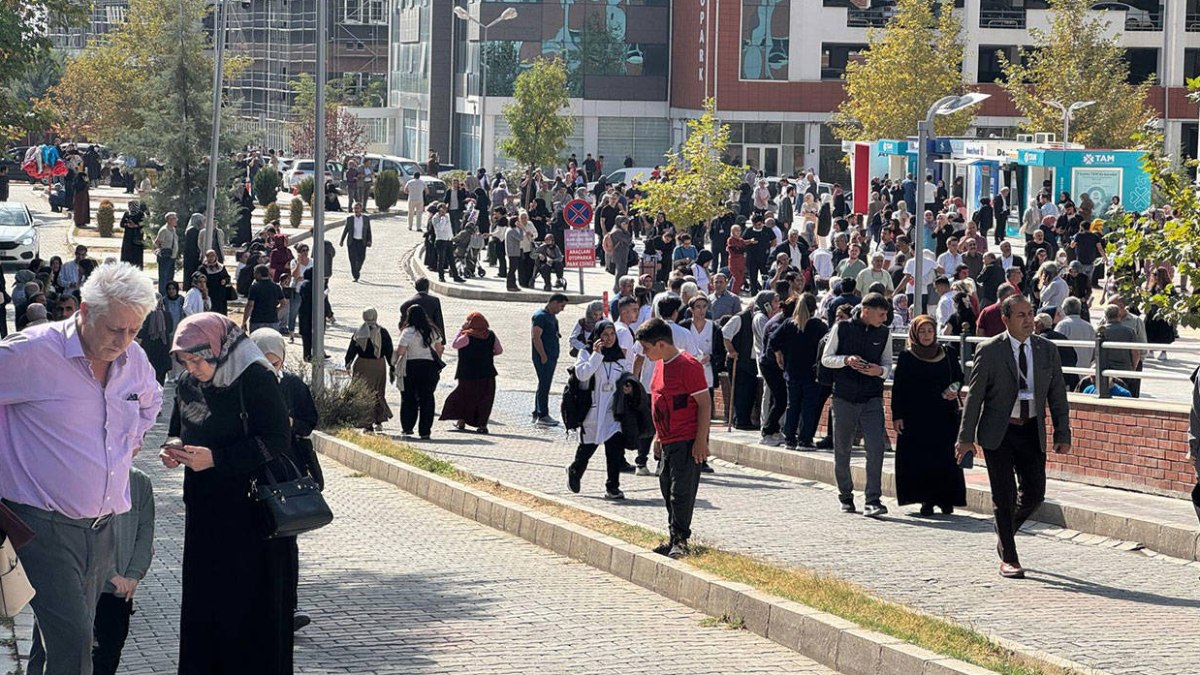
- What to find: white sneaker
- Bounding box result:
[760,433,785,447]
[1157,351,1169,361]
[635,465,652,476]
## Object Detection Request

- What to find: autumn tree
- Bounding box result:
[498,57,573,171]
[998,0,1153,148]
[831,0,971,141]
[0,0,88,139]
[287,73,368,160]
[635,99,741,233]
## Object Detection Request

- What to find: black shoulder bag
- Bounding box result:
[240,384,333,539]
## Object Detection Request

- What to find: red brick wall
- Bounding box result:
[713,377,1196,499]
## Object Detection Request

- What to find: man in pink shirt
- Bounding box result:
[0,262,161,675]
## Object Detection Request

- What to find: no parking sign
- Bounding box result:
[564,199,593,228]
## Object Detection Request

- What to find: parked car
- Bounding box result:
[360,154,447,203]
[1089,2,1155,29]
[282,160,343,190]
[586,166,657,192]
[0,202,42,264]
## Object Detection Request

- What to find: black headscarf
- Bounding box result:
[592,320,625,362]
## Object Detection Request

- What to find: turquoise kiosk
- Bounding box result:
[872,140,914,181]
[1012,148,1150,214]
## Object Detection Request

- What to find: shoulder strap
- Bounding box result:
[237,382,273,463]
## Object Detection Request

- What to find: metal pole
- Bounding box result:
[1063,111,1070,145]
[479,24,488,173]
[310,0,328,391]
[203,0,228,253]
[913,118,929,317]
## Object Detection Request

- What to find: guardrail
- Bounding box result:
[894,330,1194,400]
[1188,13,1200,31]
[846,7,891,27]
[979,8,1025,29]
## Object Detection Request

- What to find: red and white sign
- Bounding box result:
[563,229,596,269]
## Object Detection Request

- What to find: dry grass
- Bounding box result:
[335,430,1077,675]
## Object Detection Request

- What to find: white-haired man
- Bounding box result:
[0,262,162,675]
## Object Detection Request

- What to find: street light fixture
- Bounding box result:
[1043,100,1095,145]
[454,4,519,171]
[912,92,990,317]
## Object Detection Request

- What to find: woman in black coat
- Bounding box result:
[119,205,146,268]
[162,313,295,674]
[767,294,827,449]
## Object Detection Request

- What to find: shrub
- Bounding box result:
[289,197,305,228]
[96,199,115,237]
[298,176,315,205]
[264,202,281,225]
[297,367,376,430]
[442,169,468,184]
[374,169,400,212]
[253,166,282,206]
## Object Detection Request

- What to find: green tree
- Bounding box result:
[498,57,573,171]
[998,0,1153,148]
[635,99,741,233]
[373,170,400,212]
[831,0,971,141]
[0,0,88,139]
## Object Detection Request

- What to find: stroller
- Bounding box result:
[453,224,486,279]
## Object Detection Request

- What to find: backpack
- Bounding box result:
[602,229,616,254]
[560,365,594,432]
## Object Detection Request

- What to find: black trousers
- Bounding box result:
[537,261,564,288]
[92,593,133,675]
[0,305,7,338]
[759,359,787,436]
[731,363,758,429]
[710,239,728,273]
[400,359,439,436]
[347,239,367,280]
[983,421,1046,566]
[746,254,766,293]
[434,240,459,280]
[506,255,520,290]
[660,440,702,544]
[1192,479,1200,526]
[570,433,626,493]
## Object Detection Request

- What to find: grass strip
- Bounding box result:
[335,429,1077,675]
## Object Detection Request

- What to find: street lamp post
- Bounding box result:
[453,5,518,172]
[1043,100,1095,145]
[913,92,990,318]
[310,0,329,390]
[203,0,229,254]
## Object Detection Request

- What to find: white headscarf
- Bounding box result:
[353,307,381,352]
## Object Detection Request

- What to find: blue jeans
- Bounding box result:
[782,377,821,445]
[156,252,175,296]
[286,291,301,333]
[533,356,558,417]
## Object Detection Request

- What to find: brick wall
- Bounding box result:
[713,377,1196,499]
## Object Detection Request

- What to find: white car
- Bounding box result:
[282,160,340,190]
[585,167,657,193]
[0,203,41,264]
[1090,2,1155,29]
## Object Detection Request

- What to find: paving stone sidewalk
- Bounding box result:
[11,389,837,674]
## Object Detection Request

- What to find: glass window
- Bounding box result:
[741,0,790,80]
[743,123,781,144]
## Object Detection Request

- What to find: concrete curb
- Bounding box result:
[707,435,1200,562]
[405,249,604,303]
[312,431,1107,675]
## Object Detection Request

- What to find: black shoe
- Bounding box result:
[453,277,464,283]
[699,462,714,474]
[419,434,431,440]
[919,504,935,517]
[839,501,857,514]
[815,437,833,449]
[293,608,312,632]
[619,462,637,474]
[652,542,673,556]
[566,466,581,494]
[940,505,955,515]
[863,502,888,518]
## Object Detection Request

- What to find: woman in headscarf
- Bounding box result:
[568,301,605,357]
[439,311,502,433]
[72,170,90,226]
[725,224,746,295]
[345,307,394,432]
[297,267,315,361]
[138,293,173,384]
[201,249,233,315]
[393,304,444,439]
[249,327,321,632]
[565,320,629,500]
[160,313,295,674]
[119,203,145,268]
[889,314,967,516]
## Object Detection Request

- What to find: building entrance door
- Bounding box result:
[744,145,781,176]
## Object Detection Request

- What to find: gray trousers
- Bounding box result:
[830,396,887,504]
[6,502,114,675]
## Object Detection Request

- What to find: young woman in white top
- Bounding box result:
[566,321,630,500]
[393,304,444,439]
[286,243,313,341]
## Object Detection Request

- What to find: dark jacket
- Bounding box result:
[612,372,654,450]
[339,214,373,247]
[768,317,828,382]
[400,292,446,341]
[829,319,889,403]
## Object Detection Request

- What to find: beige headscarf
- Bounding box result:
[353,307,382,352]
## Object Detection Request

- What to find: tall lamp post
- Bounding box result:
[203,0,229,254]
[1043,100,1095,145]
[310,0,329,389]
[913,92,990,317]
[453,5,518,171]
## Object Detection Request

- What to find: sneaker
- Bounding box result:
[603,489,625,500]
[863,502,888,518]
[760,433,785,447]
[796,440,817,451]
[652,542,673,556]
[566,467,581,494]
[699,462,714,474]
[620,462,637,474]
[999,562,1026,579]
[536,416,560,427]
[668,543,688,559]
[784,439,798,451]
[635,465,652,476]
[1158,351,1169,361]
[293,607,312,632]
[839,501,857,514]
[815,437,833,450]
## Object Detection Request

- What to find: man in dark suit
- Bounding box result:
[400,278,446,339]
[957,295,1071,579]
[339,202,372,282]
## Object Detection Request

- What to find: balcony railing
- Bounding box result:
[1188,13,1200,32]
[847,7,892,28]
[1122,11,1162,31]
[979,9,1026,29]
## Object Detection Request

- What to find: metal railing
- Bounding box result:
[979,9,1026,29]
[1188,13,1200,32]
[890,331,1196,400]
[1122,11,1163,31]
[847,7,892,27]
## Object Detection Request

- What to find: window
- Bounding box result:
[1124,48,1158,84]
[342,0,384,25]
[821,43,866,81]
[977,46,1015,83]
[1186,49,1200,80]
[741,0,790,80]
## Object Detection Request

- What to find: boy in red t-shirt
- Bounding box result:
[635,318,711,559]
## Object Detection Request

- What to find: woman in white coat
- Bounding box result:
[566,320,629,500]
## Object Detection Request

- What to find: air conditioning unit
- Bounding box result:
[1016,134,1034,143]
[1034,132,1057,144]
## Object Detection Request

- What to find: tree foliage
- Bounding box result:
[498,57,573,171]
[635,99,741,231]
[998,0,1153,148]
[831,0,971,141]
[287,73,368,160]
[373,170,400,212]
[253,165,282,206]
[0,0,88,139]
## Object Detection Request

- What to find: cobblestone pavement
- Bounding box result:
[11,391,837,674]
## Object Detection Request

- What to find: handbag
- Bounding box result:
[239,384,333,539]
[0,537,35,618]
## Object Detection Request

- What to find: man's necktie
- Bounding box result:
[1018,342,1030,419]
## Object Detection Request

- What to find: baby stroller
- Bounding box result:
[453,224,486,279]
